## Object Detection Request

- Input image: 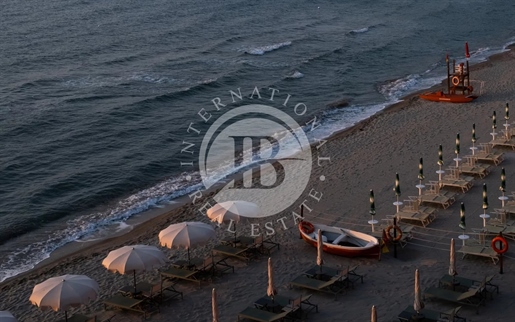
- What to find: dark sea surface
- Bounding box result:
[1,0,514,281]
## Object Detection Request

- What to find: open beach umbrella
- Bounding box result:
[371,305,377,322]
[459,202,466,231]
[212,288,219,322]
[29,274,99,322]
[414,269,424,316]
[159,221,215,264]
[316,229,324,270]
[102,245,166,293]
[207,201,261,238]
[267,257,277,301]
[0,311,17,322]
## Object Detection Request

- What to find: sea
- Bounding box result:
[1,0,515,282]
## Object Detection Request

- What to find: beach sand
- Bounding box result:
[2,47,515,322]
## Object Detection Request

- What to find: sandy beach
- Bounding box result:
[2,46,515,322]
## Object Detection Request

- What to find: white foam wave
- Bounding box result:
[286,71,304,79]
[350,27,369,34]
[240,41,292,55]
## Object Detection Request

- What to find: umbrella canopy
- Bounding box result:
[159,221,215,262]
[394,173,401,196]
[102,245,166,292]
[0,311,17,322]
[482,183,489,210]
[418,158,424,181]
[472,123,477,143]
[371,305,377,322]
[459,202,466,231]
[437,145,444,166]
[414,269,424,314]
[212,288,219,322]
[207,200,261,224]
[267,257,277,299]
[449,238,457,276]
[29,275,99,321]
[316,229,324,267]
[369,190,376,216]
[455,133,460,155]
[500,168,506,193]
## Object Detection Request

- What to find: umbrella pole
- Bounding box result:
[65,311,68,322]
[187,248,191,265]
[234,222,237,241]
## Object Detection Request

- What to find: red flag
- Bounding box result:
[465,42,470,59]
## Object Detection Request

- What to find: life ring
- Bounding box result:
[386,225,403,242]
[491,236,508,254]
[299,221,315,234]
[451,76,460,86]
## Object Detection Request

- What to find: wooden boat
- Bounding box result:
[298,221,380,258]
[420,43,479,103]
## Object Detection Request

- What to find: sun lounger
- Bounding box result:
[141,280,183,306]
[212,244,253,262]
[423,286,485,313]
[397,305,466,322]
[395,209,435,227]
[490,137,515,150]
[237,307,292,322]
[57,314,94,322]
[254,235,280,255]
[439,178,474,192]
[289,271,347,299]
[458,244,499,264]
[160,266,201,286]
[418,194,454,209]
[439,275,498,299]
[470,144,504,165]
[103,294,149,319]
[253,294,318,320]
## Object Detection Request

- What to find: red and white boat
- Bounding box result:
[298,221,380,258]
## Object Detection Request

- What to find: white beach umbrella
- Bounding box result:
[371,305,377,322]
[102,245,166,292]
[414,269,424,316]
[316,229,324,270]
[207,201,260,239]
[212,288,219,322]
[267,257,277,301]
[29,274,99,322]
[0,311,17,322]
[159,221,215,263]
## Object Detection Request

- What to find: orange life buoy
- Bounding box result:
[299,221,315,234]
[451,76,460,86]
[386,225,402,242]
[491,236,508,254]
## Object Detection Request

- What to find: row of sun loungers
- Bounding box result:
[238,293,318,322]
[423,275,499,314]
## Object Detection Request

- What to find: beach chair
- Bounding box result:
[254,235,280,255]
[289,272,346,299]
[141,280,183,306]
[490,136,515,150]
[439,275,498,299]
[57,314,95,322]
[397,305,466,322]
[212,244,254,262]
[160,266,202,286]
[103,294,149,319]
[423,286,485,313]
[237,307,292,322]
[472,143,504,165]
[458,244,499,265]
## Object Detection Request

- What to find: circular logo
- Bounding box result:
[199,104,312,217]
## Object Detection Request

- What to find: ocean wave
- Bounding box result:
[349,27,369,34]
[286,70,304,79]
[239,41,292,55]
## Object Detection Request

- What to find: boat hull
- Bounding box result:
[419,92,478,103]
[299,221,380,258]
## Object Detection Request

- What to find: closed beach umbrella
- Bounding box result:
[414,269,424,315]
[159,221,215,263]
[472,123,477,143]
[482,183,489,210]
[212,288,219,322]
[267,257,277,301]
[418,158,424,181]
[0,311,17,322]
[316,229,324,268]
[449,238,457,277]
[459,202,466,231]
[29,275,99,322]
[493,111,497,130]
[371,305,377,322]
[438,145,444,166]
[394,173,401,196]
[369,190,376,217]
[455,133,460,155]
[500,168,506,193]
[102,245,166,293]
[506,103,510,121]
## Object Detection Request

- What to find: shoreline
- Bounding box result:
[2,45,512,290]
